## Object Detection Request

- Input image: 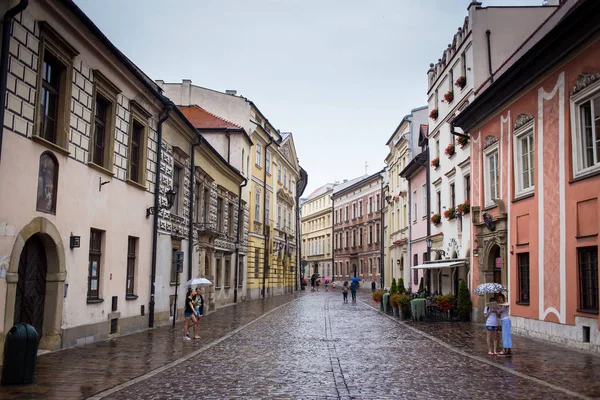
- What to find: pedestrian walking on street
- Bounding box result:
[342,281,349,303]
[325,280,329,292]
[496,293,512,356]
[183,288,199,341]
[332,281,337,291]
[484,295,500,355]
[350,279,358,303]
[192,287,204,340]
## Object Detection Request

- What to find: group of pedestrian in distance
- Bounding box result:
[307,273,361,304]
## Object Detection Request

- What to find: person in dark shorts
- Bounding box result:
[183,288,198,341]
[342,281,349,303]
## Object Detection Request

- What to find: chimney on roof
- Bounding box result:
[182,79,192,106]
[155,80,165,88]
[343,179,348,183]
[225,90,237,95]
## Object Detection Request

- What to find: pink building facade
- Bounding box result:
[455,0,600,350]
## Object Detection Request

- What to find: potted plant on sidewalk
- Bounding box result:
[456,279,472,322]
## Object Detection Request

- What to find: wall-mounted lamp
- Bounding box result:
[70,233,81,249]
[146,188,177,218]
[426,237,446,258]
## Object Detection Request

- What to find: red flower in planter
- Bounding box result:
[455,76,467,90]
[431,213,441,225]
[457,135,469,147]
[444,91,454,103]
[431,157,440,168]
[429,108,439,120]
[444,144,455,157]
[443,207,456,220]
[457,200,470,214]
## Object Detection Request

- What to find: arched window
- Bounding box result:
[36,152,58,214]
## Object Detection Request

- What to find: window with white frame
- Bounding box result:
[571,82,600,178]
[514,122,535,197]
[413,190,417,222]
[255,143,262,167]
[421,183,427,217]
[484,142,499,207]
[265,151,271,174]
[254,189,261,222]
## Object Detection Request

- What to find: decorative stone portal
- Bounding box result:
[3,217,66,354]
[472,202,508,322]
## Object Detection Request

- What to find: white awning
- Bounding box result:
[411,261,464,270]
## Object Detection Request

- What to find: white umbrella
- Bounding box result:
[184,277,212,287]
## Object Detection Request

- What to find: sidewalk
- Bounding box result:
[0,293,302,400]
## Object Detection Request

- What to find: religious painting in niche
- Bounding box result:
[36,152,58,214]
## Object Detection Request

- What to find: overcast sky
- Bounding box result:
[75,0,544,196]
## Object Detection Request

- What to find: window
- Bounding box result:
[278,163,282,182]
[203,187,210,223]
[461,52,467,82]
[376,194,380,211]
[517,253,530,304]
[126,236,137,297]
[265,151,271,174]
[464,174,471,202]
[450,182,455,208]
[283,208,287,229]
[345,232,349,248]
[88,229,103,300]
[278,205,281,227]
[265,196,270,226]
[35,23,77,150]
[217,198,224,232]
[170,248,182,284]
[572,85,600,178]
[172,165,182,215]
[485,142,499,207]
[352,230,356,247]
[369,225,373,244]
[359,200,363,217]
[228,203,235,236]
[195,182,201,222]
[90,71,119,171]
[216,258,222,288]
[376,223,380,243]
[413,190,417,222]
[225,258,231,287]
[352,203,356,219]
[359,228,363,246]
[254,249,260,278]
[514,124,535,197]
[421,184,427,217]
[254,189,261,222]
[578,246,598,312]
[436,189,441,214]
[369,197,373,214]
[284,168,287,188]
[238,256,244,287]
[435,139,440,159]
[256,143,262,167]
[345,206,349,221]
[36,152,59,214]
[128,101,150,185]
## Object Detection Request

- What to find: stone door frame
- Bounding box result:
[4,217,66,351]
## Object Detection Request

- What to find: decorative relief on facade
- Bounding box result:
[69,57,94,165]
[513,113,534,130]
[113,95,130,181]
[483,135,498,149]
[571,72,600,95]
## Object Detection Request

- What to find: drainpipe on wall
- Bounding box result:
[234,177,248,303]
[0,0,28,166]
[331,195,335,281]
[486,30,494,84]
[188,137,202,280]
[149,105,172,328]
[407,180,411,288]
[226,131,231,163]
[379,169,387,289]
[261,137,274,297]
[426,143,431,288]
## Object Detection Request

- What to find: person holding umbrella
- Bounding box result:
[473,283,506,356]
[350,277,360,303]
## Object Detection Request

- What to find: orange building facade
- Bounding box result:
[454,0,600,351]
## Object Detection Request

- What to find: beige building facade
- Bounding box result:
[301,184,334,279]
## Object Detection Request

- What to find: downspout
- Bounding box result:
[226,131,231,163]
[261,137,274,297]
[331,195,335,282]
[426,143,431,275]
[149,105,172,328]
[486,30,493,83]
[407,180,411,290]
[234,177,248,303]
[379,170,386,289]
[0,0,28,166]
[188,136,202,280]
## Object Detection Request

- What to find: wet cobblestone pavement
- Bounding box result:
[1,289,599,399]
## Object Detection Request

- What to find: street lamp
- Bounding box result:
[146,188,177,218]
[426,237,446,258]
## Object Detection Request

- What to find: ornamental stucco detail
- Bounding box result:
[571,72,600,95]
[513,113,534,130]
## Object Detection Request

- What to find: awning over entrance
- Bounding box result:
[411,261,464,270]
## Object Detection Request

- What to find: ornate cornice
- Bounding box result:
[483,135,498,149]
[572,72,600,95]
[514,113,534,130]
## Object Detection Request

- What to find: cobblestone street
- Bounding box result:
[1,289,599,400]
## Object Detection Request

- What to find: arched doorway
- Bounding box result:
[14,235,48,337]
[5,217,66,351]
[490,245,503,284]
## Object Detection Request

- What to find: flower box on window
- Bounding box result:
[444,144,455,157]
[431,213,441,225]
[455,76,467,90]
[429,108,439,120]
[457,135,469,148]
[443,207,456,220]
[457,200,470,215]
[444,91,454,103]
[431,157,440,169]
